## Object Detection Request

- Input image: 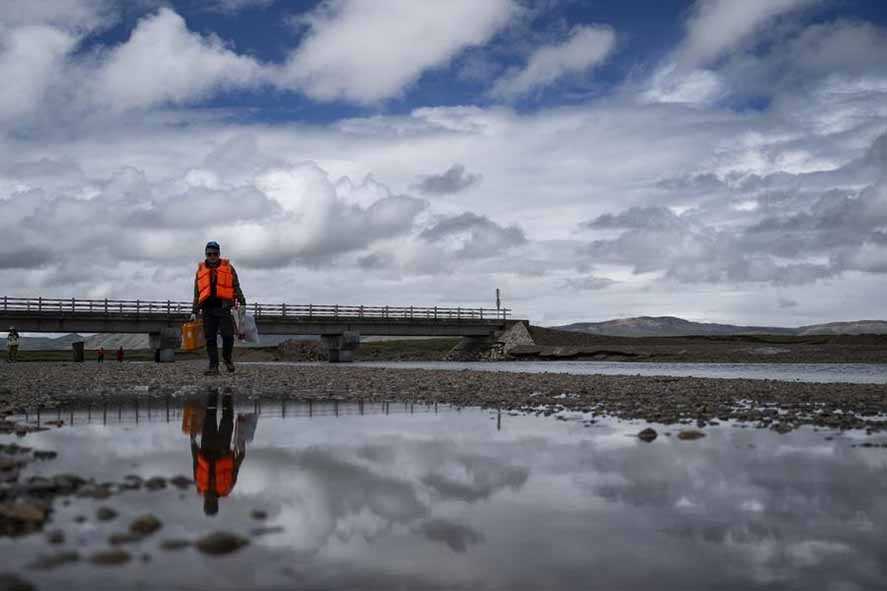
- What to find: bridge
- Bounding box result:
[1,296,521,362]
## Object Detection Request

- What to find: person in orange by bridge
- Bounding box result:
[188,388,248,516]
[191,241,246,376]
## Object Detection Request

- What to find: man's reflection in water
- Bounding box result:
[187,388,249,516]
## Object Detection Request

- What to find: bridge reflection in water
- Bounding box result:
[18,396,453,427]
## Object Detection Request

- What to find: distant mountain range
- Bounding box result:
[4,318,887,350]
[551,317,887,337]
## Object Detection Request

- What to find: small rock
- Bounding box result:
[77,484,112,500]
[677,430,706,441]
[129,514,162,536]
[0,500,50,537]
[73,515,87,524]
[24,478,57,496]
[144,477,166,491]
[250,509,268,520]
[109,532,143,545]
[32,450,57,461]
[141,553,152,563]
[159,539,191,551]
[195,532,249,555]
[46,529,65,544]
[90,549,131,566]
[772,423,794,434]
[0,573,36,591]
[52,474,85,494]
[0,444,30,455]
[638,428,658,443]
[27,551,79,570]
[169,476,192,490]
[96,507,118,522]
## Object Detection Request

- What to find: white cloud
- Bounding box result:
[1,3,887,326]
[0,25,77,121]
[645,0,819,105]
[676,0,817,69]
[491,25,615,99]
[0,0,115,32]
[92,8,265,111]
[281,0,516,103]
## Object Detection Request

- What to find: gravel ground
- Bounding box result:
[2,361,887,433]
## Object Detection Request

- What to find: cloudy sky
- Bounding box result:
[1,0,886,326]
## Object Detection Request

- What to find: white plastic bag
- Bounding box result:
[235,413,258,448]
[239,313,260,343]
[232,305,245,334]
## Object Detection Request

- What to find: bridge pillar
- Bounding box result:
[149,328,181,363]
[322,331,360,363]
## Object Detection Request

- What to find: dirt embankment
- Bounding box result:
[522,327,887,363]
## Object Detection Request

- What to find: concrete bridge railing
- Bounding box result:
[0,297,510,321]
[1,296,519,362]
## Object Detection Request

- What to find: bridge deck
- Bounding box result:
[1,297,517,337]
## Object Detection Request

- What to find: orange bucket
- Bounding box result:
[182,401,205,435]
[181,320,205,352]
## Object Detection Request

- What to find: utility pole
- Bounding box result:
[496,288,501,311]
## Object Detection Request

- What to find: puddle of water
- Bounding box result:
[3,390,887,590]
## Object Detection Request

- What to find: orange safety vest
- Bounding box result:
[197,259,235,305]
[196,452,236,497]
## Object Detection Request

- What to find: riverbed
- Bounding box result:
[2,397,886,590]
[268,360,887,383]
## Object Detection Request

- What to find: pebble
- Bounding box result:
[96,506,118,521]
[159,539,191,551]
[250,509,268,520]
[169,476,193,490]
[0,500,50,537]
[144,477,167,491]
[677,430,707,441]
[27,551,79,570]
[195,532,249,555]
[109,532,143,545]
[638,428,658,442]
[129,514,162,536]
[76,484,112,500]
[45,529,65,544]
[90,549,131,566]
[0,573,36,591]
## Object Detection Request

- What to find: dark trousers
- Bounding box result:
[7,346,17,362]
[201,390,234,454]
[203,307,234,367]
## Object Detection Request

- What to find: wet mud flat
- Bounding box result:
[2,396,887,590]
[2,361,887,434]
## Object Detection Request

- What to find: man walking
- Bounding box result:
[6,327,19,362]
[191,241,246,376]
